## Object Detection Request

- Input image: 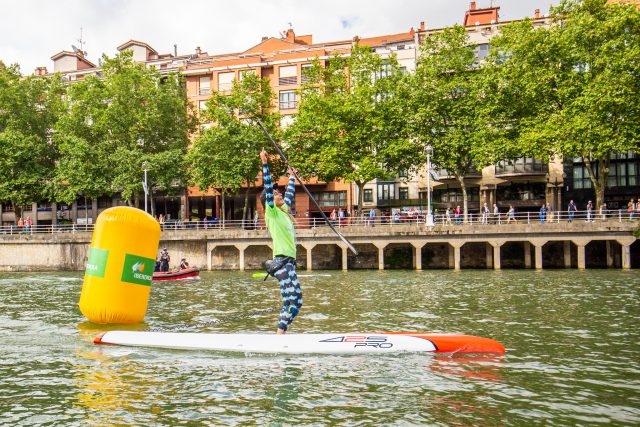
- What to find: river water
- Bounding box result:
[0,270,638,426]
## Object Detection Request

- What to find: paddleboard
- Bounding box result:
[94,331,505,354]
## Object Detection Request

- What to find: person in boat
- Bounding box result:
[154,257,161,272]
[259,148,302,335]
[159,248,170,272]
[179,257,189,270]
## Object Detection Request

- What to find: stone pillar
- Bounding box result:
[524,242,531,269]
[306,246,314,271]
[207,243,214,271]
[51,202,57,225]
[493,243,502,270]
[238,246,245,271]
[181,194,188,221]
[378,245,385,270]
[486,242,493,269]
[341,245,348,271]
[577,244,586,270]
[413,243,424,270]
[622,244,631,270]
[563,241,571,268]
[92,199,98,223]
[606,241,614,268]
[71,201,78,223]
[534,244,543,270]
[31,202,38,225]
[448,244,454,269]
[453,245,461,271]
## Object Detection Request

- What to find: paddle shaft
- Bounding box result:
[256,121,358,255]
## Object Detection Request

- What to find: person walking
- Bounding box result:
[628,198,635,220]
[568,200,577,223]
[25,216,33,232]
[445,207,452,226]
[17,217,24,233]
[330,209,337,225]
[599,203,608,222]
[586,201,594,222]
[260,148,302,335]
[506,205,516,224]
[368,208,376,227]
[539,203,547,224]
[547,204,554,222]
[492,204,499,224]
[481,203,489,225]
[454,206,462,225]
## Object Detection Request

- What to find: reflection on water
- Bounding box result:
[0,270,638,425]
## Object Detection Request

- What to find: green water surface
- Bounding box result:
[0,270,638,426]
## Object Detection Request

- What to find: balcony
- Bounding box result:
[496,158,548,176]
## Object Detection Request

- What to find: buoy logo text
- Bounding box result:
[85,247,109,278]
[121,254,155,286]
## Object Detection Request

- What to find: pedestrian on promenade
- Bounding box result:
[636,197,640,219]
[628,198,635,220]
[445,207,452,226]
[369,208,376,227]
[506,205,516,224]
[546,204,554,222]
[17,217,24,233]
[25,216,33,232]
[259,148,302,335]
[586,201,594,222]
[481,203,489,225]
[539,203,547,224]
[254,210,260,230]
[493,204,499,224]
[568,200,577,223]
[338,208,345,227]
[330,209,337,226]
[454,206,462,225]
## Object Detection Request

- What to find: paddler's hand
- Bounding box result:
[260,148,269,165]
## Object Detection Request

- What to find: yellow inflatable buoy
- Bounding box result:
[79,206,161,324]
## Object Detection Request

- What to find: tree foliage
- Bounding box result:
[0,61,65,221]
[487,0,640,208]
[186,73,281,222]
[286,45,418,213]
[54,51,197,213]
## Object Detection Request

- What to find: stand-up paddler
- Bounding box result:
[259,148,302,334]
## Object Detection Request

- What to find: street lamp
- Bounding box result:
[424,145,434,226]
[142,161,150,213]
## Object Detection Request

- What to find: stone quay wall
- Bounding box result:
[0,222,638,272]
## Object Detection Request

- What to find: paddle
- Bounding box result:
[255,120,359,255]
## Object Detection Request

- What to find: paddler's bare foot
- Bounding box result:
[277,329,285,335]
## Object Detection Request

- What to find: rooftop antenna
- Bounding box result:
[288,22,293,30]
[76,26,87,56]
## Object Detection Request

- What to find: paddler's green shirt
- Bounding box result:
[265,204,296,258]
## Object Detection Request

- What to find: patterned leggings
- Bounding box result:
[273,259,303,332]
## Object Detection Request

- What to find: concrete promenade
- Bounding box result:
[1,222,637,272]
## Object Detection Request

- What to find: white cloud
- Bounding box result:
[0,0,560,75]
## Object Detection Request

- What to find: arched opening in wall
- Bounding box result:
[311,244,342,270]
[384,243,414,269]
[245,244,272,270]
[631,240,640,268]
[422,243,451,269]
[586,240,621,268]
[542,241,577,269]
[460,242,488,269]
[348,243,378,269]
[500,241,527,269]
[211,245,239,270]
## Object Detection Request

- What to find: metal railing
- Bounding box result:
[1,209,637,236]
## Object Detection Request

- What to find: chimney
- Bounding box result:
[470,1,477,10]
[174,44,177,56]
[419,21,425,31]
[286,28,295,42]
[535,8,541,19]
[34,66,48,76]
[262,36,269,42]
[195,46,201,56]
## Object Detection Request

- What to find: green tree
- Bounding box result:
[54,51,197,216]
[0,61,65,222]
[187,73,280,223]
[286,45,418,216]
[410,26,495,222]
[487,0,640,209]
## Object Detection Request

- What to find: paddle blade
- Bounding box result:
[252,273,267,279]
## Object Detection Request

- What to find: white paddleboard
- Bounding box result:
[95,331,505,354]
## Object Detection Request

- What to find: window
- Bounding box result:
[301,64,313,83]
[239,69,255,80]
[218,72,234,92]
[199,76,210,95]
[279,65,297,86]
[377,183,395,201]
[496,158,547,175]
[310,191,347,207]
[434,188,480,203]
[279,90,297,110]
[398,169,408,178]
[475,43,490,62]
[373,61,393,81]
[199,100,207,112]
[97,196,112,209]
[363,189,373,203]
[399,187,409,200]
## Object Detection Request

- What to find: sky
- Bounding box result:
[1,0,560,75]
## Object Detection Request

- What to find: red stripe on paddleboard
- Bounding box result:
[383,332,505,354]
